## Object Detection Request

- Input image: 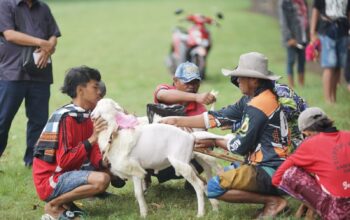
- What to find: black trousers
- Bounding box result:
[0,81,50,165]
[152,159,203,183]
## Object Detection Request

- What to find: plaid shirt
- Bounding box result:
[34,104,90,163]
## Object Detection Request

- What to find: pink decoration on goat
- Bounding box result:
[115,112,139,129]
[305,39,321,62]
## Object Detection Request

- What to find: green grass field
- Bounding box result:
[0,0,349,219]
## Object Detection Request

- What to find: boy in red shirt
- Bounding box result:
[273,107,350,219]
[33,66,110,220]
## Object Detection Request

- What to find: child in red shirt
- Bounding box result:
[33,66,110,220]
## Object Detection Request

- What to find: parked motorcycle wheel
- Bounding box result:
[191,54,206,80]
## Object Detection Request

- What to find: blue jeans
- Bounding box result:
[286,46,305,75]
[319,35,348,68]
[345,37,350,84]
[46,171,91,202]
[0,81,50,165]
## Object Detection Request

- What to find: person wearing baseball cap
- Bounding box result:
[161,52,291,218]
[154,61,216,116]
[273,107,350,219]
[146,61,216,190]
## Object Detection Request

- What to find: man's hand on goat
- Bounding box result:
[195,138,229,151]
[194,139,216,149]
[88,117,108,144]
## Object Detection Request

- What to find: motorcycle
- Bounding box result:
[165,9,223,79]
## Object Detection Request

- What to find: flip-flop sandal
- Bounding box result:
[58,210,86,220]
[278,206,291,216]
[253,206,291,219]
[41,210,86,220]
[69,202,85,214]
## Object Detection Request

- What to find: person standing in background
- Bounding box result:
[310,0,350,103]
[0,0,61,167]
[278,0,309,88]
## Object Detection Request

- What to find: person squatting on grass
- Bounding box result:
[0,0,61,167]
[278,0,309,89]
[310,0,350,104]
[32,66,111,220]
[272,107,350,219]
[161,52,290,218]
[148,61,216,188]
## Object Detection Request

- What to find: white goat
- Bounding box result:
[92,98,226,217]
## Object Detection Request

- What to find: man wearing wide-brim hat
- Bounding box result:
[161,52,290,218]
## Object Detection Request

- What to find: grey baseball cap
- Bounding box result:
[175,62,201,83]
[298,107,328,131]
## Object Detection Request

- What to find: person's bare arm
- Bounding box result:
[195,138,228,150]
[160,114,206,128]
[36,36,57,68]
[3,29,54,49]
[310,8,320,43]
[3,30,57,68]
[157,89,216,105]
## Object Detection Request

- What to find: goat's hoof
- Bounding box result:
[210,199,219,211]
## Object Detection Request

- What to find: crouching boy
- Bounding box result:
[32,66,110,219]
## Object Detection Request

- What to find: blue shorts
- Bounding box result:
[207,176,227,198]
[207,165,283,198]
[319,35,348,68]
[46,170,91,202]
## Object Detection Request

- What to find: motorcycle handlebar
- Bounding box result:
[178,17,221,28]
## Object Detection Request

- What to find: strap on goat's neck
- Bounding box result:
[102,133,116,161]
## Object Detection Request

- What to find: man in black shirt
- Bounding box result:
[0,0,61,166]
